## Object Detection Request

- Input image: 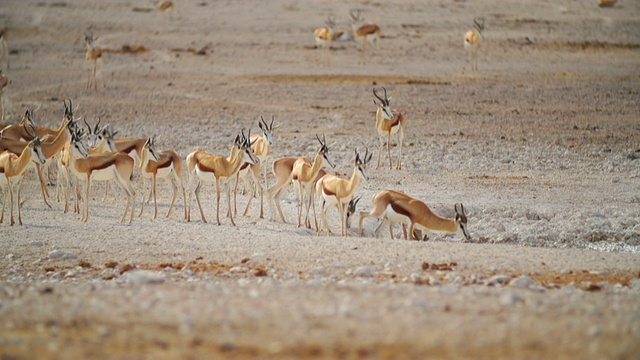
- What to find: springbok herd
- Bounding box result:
[0,10,480,241]
[0,88,470,242]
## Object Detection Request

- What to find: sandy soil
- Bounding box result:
[1,0,640,358]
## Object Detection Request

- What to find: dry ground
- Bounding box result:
[1,0,640,359]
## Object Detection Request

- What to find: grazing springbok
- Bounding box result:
[315,148,372,236]
[0,124,46,225]
[359,190,471,241]
[372,87,406,170]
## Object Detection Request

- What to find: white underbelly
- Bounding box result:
[91,166,117,181]
[195,168,216,184]
[384,205,410,224]
[156,166,174,179]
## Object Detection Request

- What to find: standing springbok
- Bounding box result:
[372,87,406,170]
[84,31,103,90]
[315,148,372,236]
[0,28,9,69]
[267,135,336,227]
[235,115,278,218]
[314,16,337,64]
[0,124,46,225]
[464,18,485,72]
[350,10,381,63]
[0,70,9,121]
[67,126,137,223]
[139,137,186,220]
[0,116,74,209]
[186,130,259,225]
[359,190,471,241]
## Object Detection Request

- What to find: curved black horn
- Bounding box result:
[83,118,92,133]
[373,87,385,103]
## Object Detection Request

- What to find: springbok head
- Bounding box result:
[23,124,46,165]
[84,117,110,149]
[316,133,336,168]
[239,129,259,165]
[373,87,394,120]
[349,10,364,26]
[258,115,279,146]
[142,136,161,165]
[355,147,373,181]
[345,196,361,229]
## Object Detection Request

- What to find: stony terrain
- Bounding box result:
[1,0,639,358]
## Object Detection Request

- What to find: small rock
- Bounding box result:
[101,269,118,280]
[486,275,512,286]
[355,267,373,278]
[30,240,44,247]
[6,254,15,260]
[509,276,536,289]
[587,325,602,337]
[499,292,524,305]
[48,250,76,260]
[311,267,326,276]
[121,270,166,284]
[64,271,76,279]
[229,266,249,273]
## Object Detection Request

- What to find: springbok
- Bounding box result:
[138,137,186,220]
[315,148,372,236]
[0,124,46,225]
[67,126,137,223]
[349,10,381,63]
[84,31,103,89]
[234,115,278,218]
[267,134,336,227]
[0,28,9,69]
[186,130,259,225]
[372,87,406,170]
[0,116,74,209]
[359,190,471,241]
[0,70,8,121]
[464,18,485,72]
[314,16,337,64]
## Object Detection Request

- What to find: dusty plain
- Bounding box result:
[1,0,640,359]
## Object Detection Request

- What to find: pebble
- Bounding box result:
[48,250,77,260]
[354,267,373,278]
[587,325,602,337]
[486,275,512,286]
[509,276,536,289]
[499,292,524,306]
[229,266,249,273]
[121,270,166,285]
